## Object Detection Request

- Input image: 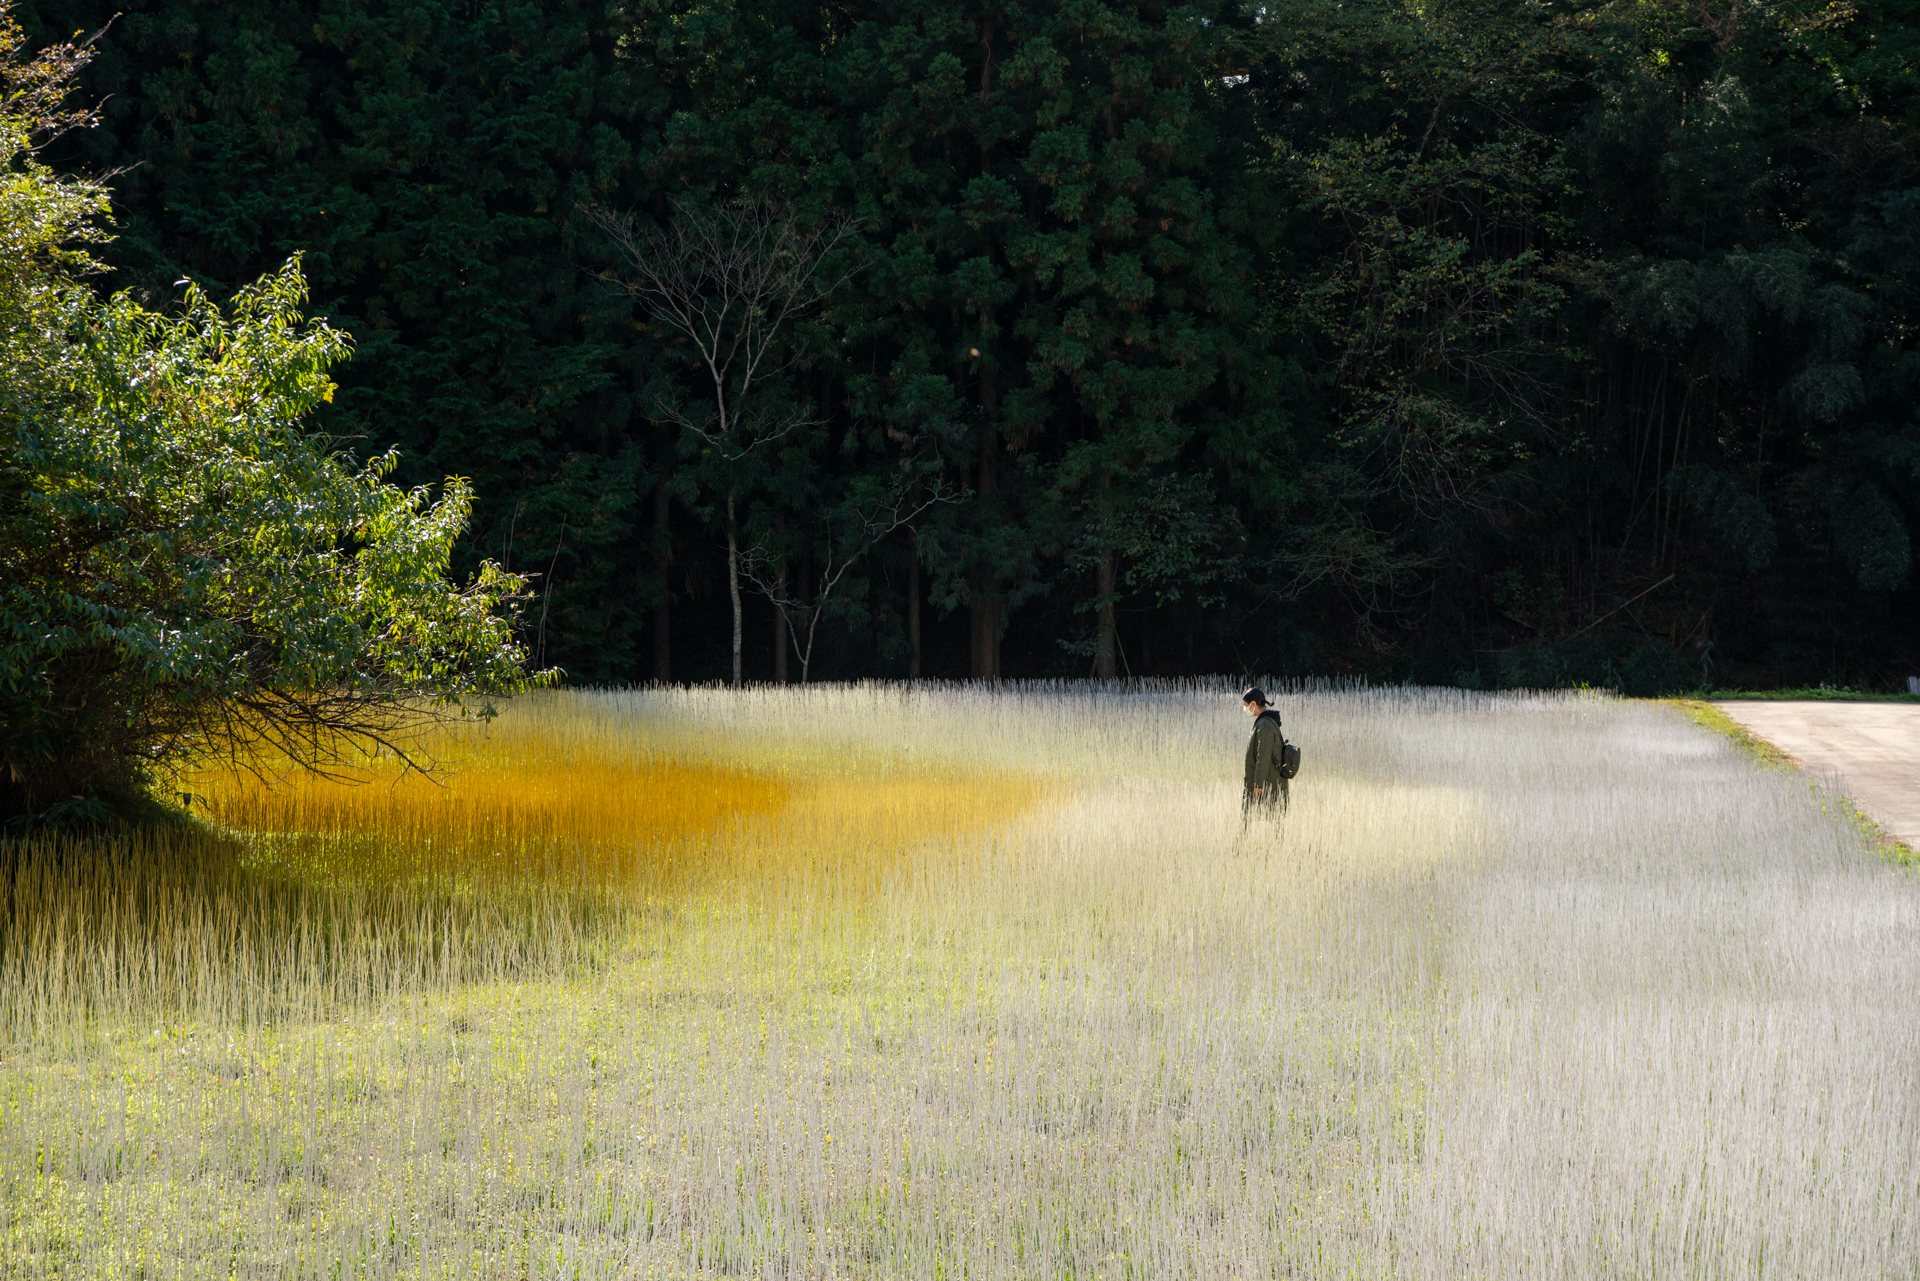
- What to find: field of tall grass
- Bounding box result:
[3,682,1916,1278]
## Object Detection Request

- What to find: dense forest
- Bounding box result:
[20,0,1920,690]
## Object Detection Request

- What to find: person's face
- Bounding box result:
[1242,698,1261,717]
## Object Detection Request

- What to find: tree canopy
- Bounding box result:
[12,0,1920,691]
[0,11,537,822]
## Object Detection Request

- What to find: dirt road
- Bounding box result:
[1712,700,1920,850]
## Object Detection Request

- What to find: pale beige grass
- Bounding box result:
[2,684,1916,1279]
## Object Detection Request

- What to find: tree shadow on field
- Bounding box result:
[0,826,618,1041]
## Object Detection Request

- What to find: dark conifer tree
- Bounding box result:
[19,0,1919,686]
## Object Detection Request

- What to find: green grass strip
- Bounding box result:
[1668,698,1915,867]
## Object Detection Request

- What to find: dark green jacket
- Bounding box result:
[1245,710,1286,794]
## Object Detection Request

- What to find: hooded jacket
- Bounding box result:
[1244,708,1286,794]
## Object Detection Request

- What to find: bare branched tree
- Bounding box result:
[741,475,957,684]
[584,198,862,686]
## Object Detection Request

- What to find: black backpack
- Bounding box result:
[1261,709,1302,779]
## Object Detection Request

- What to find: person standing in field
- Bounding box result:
[1242,687,1289,816]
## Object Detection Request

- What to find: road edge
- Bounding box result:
[1665,698,1916,868]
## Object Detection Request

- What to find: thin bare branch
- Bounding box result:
[740,475,958,683]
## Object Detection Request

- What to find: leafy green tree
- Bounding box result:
[0,15,537,822]
[20,0,668,682]
[2,259,539,820]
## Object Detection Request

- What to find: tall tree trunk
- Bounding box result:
[773,511,788,683]
[651,468,671,683]
[1095,469,1116,679]
[907,529,921,679]
[772,585,789,684]
[797,557,813,683]
[536,518,567,671]
[1096,550,1117,680]
[970,353,1000,681]
[969,584,998,680]
[726,492,742,687]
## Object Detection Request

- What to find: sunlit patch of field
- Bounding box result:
[4,683,1918,1279]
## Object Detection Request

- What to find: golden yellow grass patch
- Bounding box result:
[740,770,1046,890]
[187,714,1046,896]
[196,739,782,853]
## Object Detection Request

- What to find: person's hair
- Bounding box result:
[1242,687,1268,708]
